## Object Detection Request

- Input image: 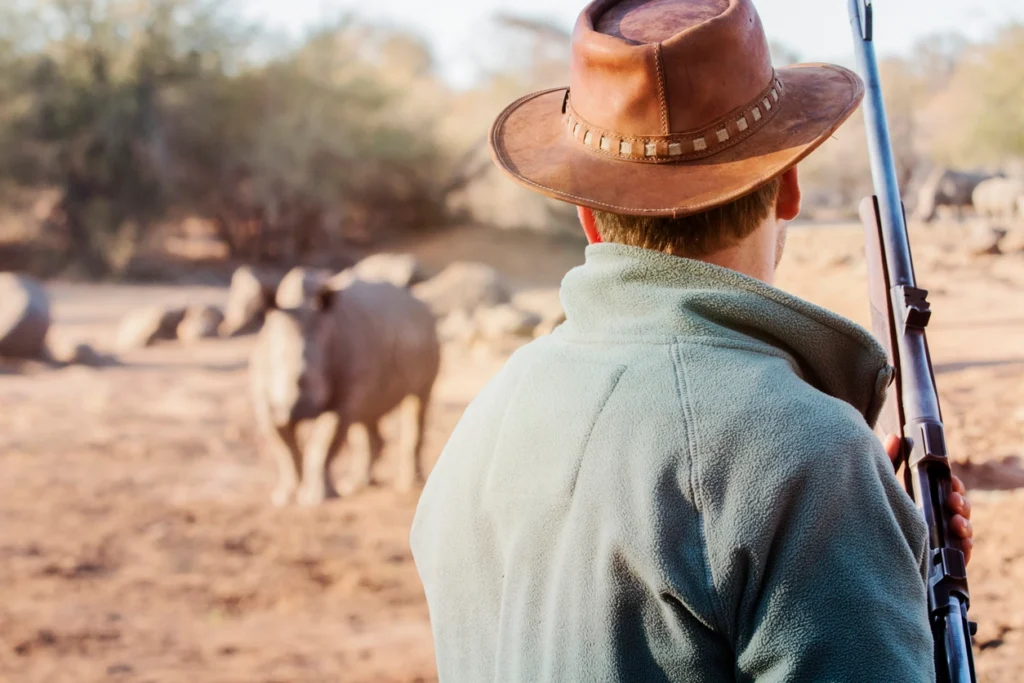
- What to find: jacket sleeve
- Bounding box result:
[707,419,935,683]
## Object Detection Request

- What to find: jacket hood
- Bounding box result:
[559,243,893,425]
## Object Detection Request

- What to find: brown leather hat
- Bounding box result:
[489,0,864,217]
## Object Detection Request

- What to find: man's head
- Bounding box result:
[488,0,863,264]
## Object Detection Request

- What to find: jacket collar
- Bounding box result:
[559,243,892,424]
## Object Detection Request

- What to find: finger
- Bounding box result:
[951,475,966,496]
[948,492,972,519]
[951,514,973,541]
[883,434,902,464]
[961,538,974,566]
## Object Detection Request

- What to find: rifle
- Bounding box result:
[849,2,977,681]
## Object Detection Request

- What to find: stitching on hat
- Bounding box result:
[654,44,669,135]
[490,65,862,213]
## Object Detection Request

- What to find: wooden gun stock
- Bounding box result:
[860,196,904,449]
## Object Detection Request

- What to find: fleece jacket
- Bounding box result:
[411,243,933,682]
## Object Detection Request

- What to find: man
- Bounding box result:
[411,0,974,680]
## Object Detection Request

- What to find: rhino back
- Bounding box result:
[331,280,440,423]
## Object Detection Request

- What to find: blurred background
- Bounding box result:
[0,1,1022,682]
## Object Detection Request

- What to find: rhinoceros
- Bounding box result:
[913,168,997,223]
[973,177,1024,220]
[250,267,441,506]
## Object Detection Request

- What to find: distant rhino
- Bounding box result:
[973,177,1024,220]
[914,168,997,223]
[250,268,440,506]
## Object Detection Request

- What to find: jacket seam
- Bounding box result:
[670,341,731,638]
[571,364,627,496]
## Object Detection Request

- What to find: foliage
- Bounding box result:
[2,4,1024,273]
[0,0,461,276]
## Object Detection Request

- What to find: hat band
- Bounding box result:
[564,73,784,163]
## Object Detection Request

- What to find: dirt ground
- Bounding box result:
[1,223,1022,682]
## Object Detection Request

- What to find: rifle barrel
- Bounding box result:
[848,2,976,682]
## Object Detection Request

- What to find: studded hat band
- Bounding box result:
[564,73,784,164]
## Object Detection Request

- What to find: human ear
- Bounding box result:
[577,206,603,244]
[776,166,802,221]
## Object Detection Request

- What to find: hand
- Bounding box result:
[883,434,974,565]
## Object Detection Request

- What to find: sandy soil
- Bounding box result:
[1,223,1022,682]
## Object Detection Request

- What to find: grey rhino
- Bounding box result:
[250,267,441,506]
[913,168,996,223]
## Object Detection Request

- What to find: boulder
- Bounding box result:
[475,304,542,341]
[512,288,565,325]
[967,223,1006,256]
[0,273,51,359]
[352,253,427,289]
[1000,228,1024,254]
[275,267,334,309]
[48,339,113,368]
[116,306,186,351]
[219,266,280,338]
[437,309,477,345]
[178,305,225,343]
[412,262,510,318]
[533,317,564,338]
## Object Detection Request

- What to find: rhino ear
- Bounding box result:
[261,285,278,311]
[316,287,336,311]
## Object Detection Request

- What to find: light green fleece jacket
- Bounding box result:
[411,243,932,682]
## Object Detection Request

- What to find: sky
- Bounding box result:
[241,0,1024,88]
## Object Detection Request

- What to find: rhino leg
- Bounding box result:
[396,393,429,492]
[257,413,302,507]
[297,411,349,506]
[341,421,384,495]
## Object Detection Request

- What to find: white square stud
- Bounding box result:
[693,137,707,151]
[771,88,779,102]
[620,140,633,155]
[584,131,594,146]
[737,116,749,132]
[752,107,762,121]
[573,123,582,138]
[668,142,683,156]
[600,137,613,152]
[645,142,657,157]
[716,129,729,143]
[763,98,772,111]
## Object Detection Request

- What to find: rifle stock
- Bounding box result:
[859,196,903,446]
[850,2,977,681]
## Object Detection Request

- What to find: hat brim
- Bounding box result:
[489,64,864,217]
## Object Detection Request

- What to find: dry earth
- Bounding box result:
[0,222,1022,682]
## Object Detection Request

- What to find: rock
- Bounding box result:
[177,305,225,343]
[824,253,854,268]
[219,266,280,338]
[48,339,113,368]
[412,262,510,318]
[967,223,1006,256]
[475,304,542,340]
[437,309,478,345]
[1000,228,1024,254]
[512,288,565,323]
[275,267,334,309]
[352,253,427,289]
[533,317,564,338]
[115,306,186,351]
[0,273,51,359]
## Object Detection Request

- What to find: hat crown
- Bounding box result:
[570,0,774,138]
